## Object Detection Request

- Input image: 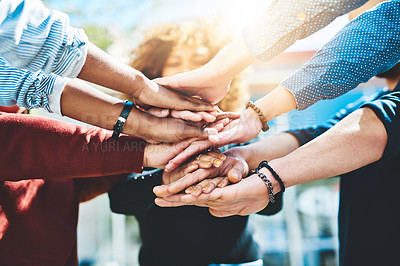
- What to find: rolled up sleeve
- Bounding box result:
[0,57,66,114]
[361,91,400,161]
[0,0,88,77]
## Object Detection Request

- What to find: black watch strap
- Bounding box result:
[111,101,134,141]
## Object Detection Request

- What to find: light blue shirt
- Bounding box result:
[281,0,400,110]
[0,0,88,113]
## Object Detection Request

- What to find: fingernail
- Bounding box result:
[192,187,201,195]
[218,180,227,187]
[185,186,194,193]
[161,109,169,115]
[230,173,239,182]
[218,155,226,161]
[202,184,210,191]
[203,128,218,135]
[213,159,223,167]
[204,161,213,167]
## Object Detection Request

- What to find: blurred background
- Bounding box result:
[37,1,386,265]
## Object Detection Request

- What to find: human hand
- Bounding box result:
[154,66,231,104]
[125,105,219,143]
[133,78,217,112]
[164,108,260,171]
[161,150,226,185]
[154,152,249,198]
[155,172,269,217]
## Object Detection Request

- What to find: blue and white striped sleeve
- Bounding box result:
[0,0,88,78]
[0,57,68,115]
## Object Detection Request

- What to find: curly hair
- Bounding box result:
[128,19,249,112]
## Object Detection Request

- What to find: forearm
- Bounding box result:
[60,78,145,137]
[77,42,150,99]
[0,112,145,180]
[269,107,387,189]
[229,132,300,170]
[205,38,257,82]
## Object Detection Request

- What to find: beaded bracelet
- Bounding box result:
[246,101,269,132]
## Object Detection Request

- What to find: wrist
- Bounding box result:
[243,107,263,133]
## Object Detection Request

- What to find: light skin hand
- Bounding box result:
[145,107,240,124]
[155,173,269,217]
[164,109,257,171]
[154,38,257,104]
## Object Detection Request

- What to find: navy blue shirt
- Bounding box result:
[287,83,400,266]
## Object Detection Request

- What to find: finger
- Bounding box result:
[185,185,195,194]
[191,176,224,196]
[201,176,225,194]
[167,120,218,142]
[165,140,216,171]
[209,208,236,218]
[154,170,208,197]
[163,162,199,185]
[170,110,203,122]
[217,177,230,188]
[154,198,188,207]
[169,90,216,112]
[208,123,241,145]
[191,179,211,196]
[227,161,247,183]
[215,112,241,120]
[146,108,170,118]
[207,118,230,129]
[197,112,217,123]
[196,153,225,167]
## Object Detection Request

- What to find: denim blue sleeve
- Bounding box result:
[0,57,67,113]
[361,91,400,161]
[282,0,400,110]
[0,0,87,78]
[242,0,367,62]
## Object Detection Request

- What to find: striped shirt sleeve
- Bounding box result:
[0,57,67,114]
[0,0,88,78]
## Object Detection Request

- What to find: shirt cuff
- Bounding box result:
[47,76,69,115]
[281,68,326,110]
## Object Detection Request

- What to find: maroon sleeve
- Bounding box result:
[0,112,145,180]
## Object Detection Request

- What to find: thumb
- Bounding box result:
[208,126,239,146]
[227,161,246,183]
[146,108,170,118]
[153,76,181,90]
